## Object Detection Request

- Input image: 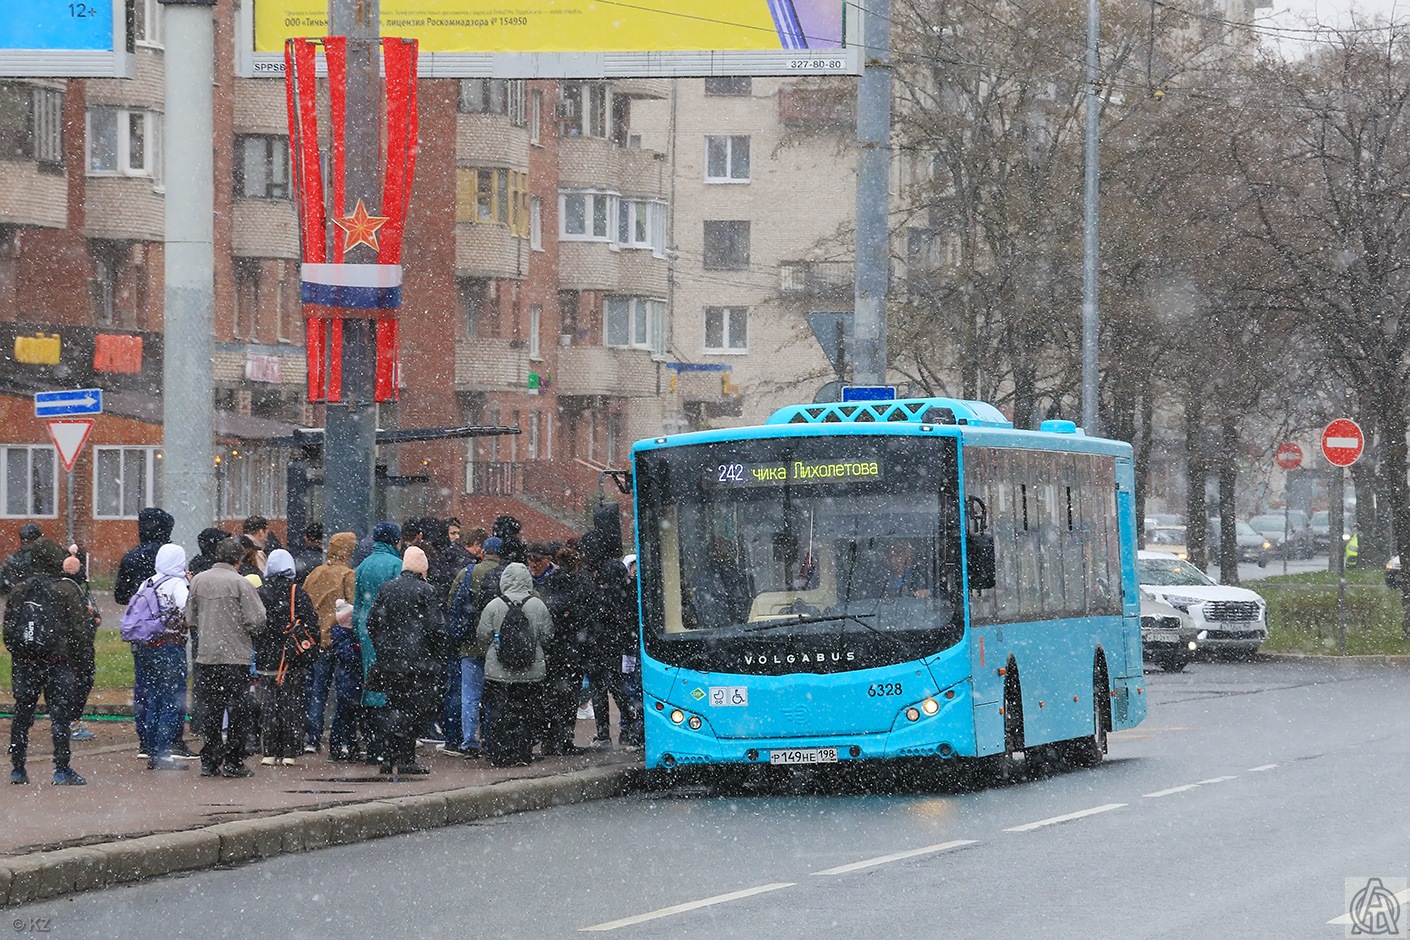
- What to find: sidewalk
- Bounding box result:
[0,712,641,905]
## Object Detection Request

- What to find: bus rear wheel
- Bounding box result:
[1067,677,1109,767]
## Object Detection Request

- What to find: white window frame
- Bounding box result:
[705,135,750,183]
[0,445,58,519]
[31,86,63,165]
[615,199,666,256]
[527,412,540,459]
[559,189,616,241]
[509,81,527,126]
[235,134,289,200]
[86,107,156,178]
[561,83,609,139]
[133,0,163,46]
[92,446,162,520]
[704,306,749,353]
[530,196,543,250]
[530,90,542,145]
[528,304,542,359]
[605,296,666,355]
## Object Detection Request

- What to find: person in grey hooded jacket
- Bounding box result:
[476,562,553,767]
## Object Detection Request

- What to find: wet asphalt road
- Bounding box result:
[15,657,1409,939]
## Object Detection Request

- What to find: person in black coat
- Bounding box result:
[114,507,174,605]
[366,546,450,775]
[580,530,642,747]
[254,549,320,764]
[539,545,590,755]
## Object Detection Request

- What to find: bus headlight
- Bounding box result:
[688,716,702,730]
[670,709,685,724]
[905,707,920,722]
[921,698,939,715]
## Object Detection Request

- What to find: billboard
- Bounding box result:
[0,0,131,77]
[241,0,858,78]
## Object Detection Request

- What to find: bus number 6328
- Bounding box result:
[868,683,902,697]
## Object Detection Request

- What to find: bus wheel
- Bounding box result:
[1068,676,1109,768]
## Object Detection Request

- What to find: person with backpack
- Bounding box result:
[354,521,405,766]
[365,546,449,775]
[114,508,175,606]
[254,550,320,766]
[61,546,99,743]
[476,561,554,767]
[122,544,193,770]
[4,539,87,785]
[0,523,43,596]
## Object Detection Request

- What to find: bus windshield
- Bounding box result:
[635,435,963,675]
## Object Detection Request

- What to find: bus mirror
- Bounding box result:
[968,531,996,591]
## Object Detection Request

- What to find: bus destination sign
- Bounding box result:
[706,458,883,488]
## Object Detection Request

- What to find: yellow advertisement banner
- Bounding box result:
[254,1,845,54]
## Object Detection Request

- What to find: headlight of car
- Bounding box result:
[1162,594,1203,611]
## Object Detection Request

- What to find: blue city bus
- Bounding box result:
[629,396,1146,774]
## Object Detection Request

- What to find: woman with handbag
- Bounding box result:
[254,549,319,766]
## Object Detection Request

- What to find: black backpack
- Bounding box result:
[495,597,536,671]
[3,577,64,659]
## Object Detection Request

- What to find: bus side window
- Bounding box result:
[967,495,996,591]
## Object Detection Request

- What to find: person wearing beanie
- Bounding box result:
[353,522,404,764]
[4,539,87,785]
[254,550,319,766]
[365,544,449,775]
[303,532,359,756]
[1,522,44,596]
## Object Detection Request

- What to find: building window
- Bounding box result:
[0,84,63,166]
[530,196,543,250]
[561,83,609,138]
[87,107,157,177]
[235,135,289,199]
[559,190,615,241]
[456,168,530,236]
[616,199,666,256]
[705,76,752,96]
[527,412,540,459]
[705,135,750,182]
[215,446,289,520]
[703,220,750,270]
[1,446,57,518]
[528,304,542,359]
[704,306,748,352]
[605,296,666,354]
[93,447,162,520]
[92,255,116,326]
[133,0,163,45]
[530,90,542,145]
[458,79,526,118]
[459,277,488,340]
[234,258,259,341]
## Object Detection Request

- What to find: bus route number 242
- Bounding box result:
[868,682,902,697]
[716,463,746,483]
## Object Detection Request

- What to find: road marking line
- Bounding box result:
[1248,763,1278,772]
[1004,803,1126,833]
[1195,775,1237,785]
[1144,784,1201,798]
[814,840,978,875]
[1328,887,1410,925]
[580,883,796,931]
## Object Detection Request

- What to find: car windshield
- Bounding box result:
[1149,527,1186,545]
[1311,511,1328,526]
[1236,521,1260,537]
[1249,515,1285,530]
[1138,557,1217,587]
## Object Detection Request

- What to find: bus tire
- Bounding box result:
[1068,668,1109,768]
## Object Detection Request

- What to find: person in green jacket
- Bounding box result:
[353,522,403,763]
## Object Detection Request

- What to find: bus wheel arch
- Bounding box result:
[1068,649,1110,767]
[1002,658,1025,757]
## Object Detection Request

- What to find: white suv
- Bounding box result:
[1136,551,1268,655]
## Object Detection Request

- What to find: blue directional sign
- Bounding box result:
[35,388,103,418]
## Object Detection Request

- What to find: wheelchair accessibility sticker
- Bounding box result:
[709,686,748,707]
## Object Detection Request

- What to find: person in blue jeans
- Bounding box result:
[131,544,192,771]
[328,600,364,759]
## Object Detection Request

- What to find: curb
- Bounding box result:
[0,764,639,907]
[1258,652,1410,667]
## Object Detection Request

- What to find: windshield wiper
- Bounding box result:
[736,612,920,659]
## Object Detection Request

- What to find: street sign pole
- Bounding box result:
[1321,418,1364,654]
[66,469,74,546]
[1337,466,1347,654]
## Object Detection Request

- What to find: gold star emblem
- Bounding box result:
[333,199,390,253]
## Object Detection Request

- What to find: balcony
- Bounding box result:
[456,113,530,169]
[0,161,66,228]
[619,147,667,197]
[778,87,855,129]
[557,345,656,398]
[465,460,523,497]
[84,177,163,242]
[558,135,619,189]
[557,240,620,292]
[456,223,525,280]
[232,200,298,258]
[456,337,531,392]
[614,78,669,99]
[614,249,667,296]
[779,260,854,299]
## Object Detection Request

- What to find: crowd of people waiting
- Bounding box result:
[2,508,642,785]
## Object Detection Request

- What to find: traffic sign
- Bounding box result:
[45,420,93,473]
[1321,419,1364,468]
[1275,442,1303,470]
[34,388,103,418]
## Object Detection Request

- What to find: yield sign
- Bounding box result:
[46,420,94,473]
[1321,418,1364,468]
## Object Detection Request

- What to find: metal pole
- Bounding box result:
[1080,0,1101,435]
[65,469,74,545]
[324,0,381,537]
[853,0,891,387]
[160,0,217,552]
[1337,467,1348,653]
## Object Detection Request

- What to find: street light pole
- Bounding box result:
[1081,0,1101,436]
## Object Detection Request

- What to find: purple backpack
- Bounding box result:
[120,575,174,644]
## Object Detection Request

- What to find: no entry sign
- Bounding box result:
[1321,419,1364,468]
[1274,442,1303,470]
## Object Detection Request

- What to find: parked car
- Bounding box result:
[1248,511,1314,559]
[1145,525,1189,560]
[1137,551,1268,655]
[1387,555,1401,590]
[1140,587,1202,672]
[1143,513,1184,532]
[1207,519,1273,566]
[1309,511,1331,552]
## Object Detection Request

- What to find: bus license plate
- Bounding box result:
[769,747,838,766]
